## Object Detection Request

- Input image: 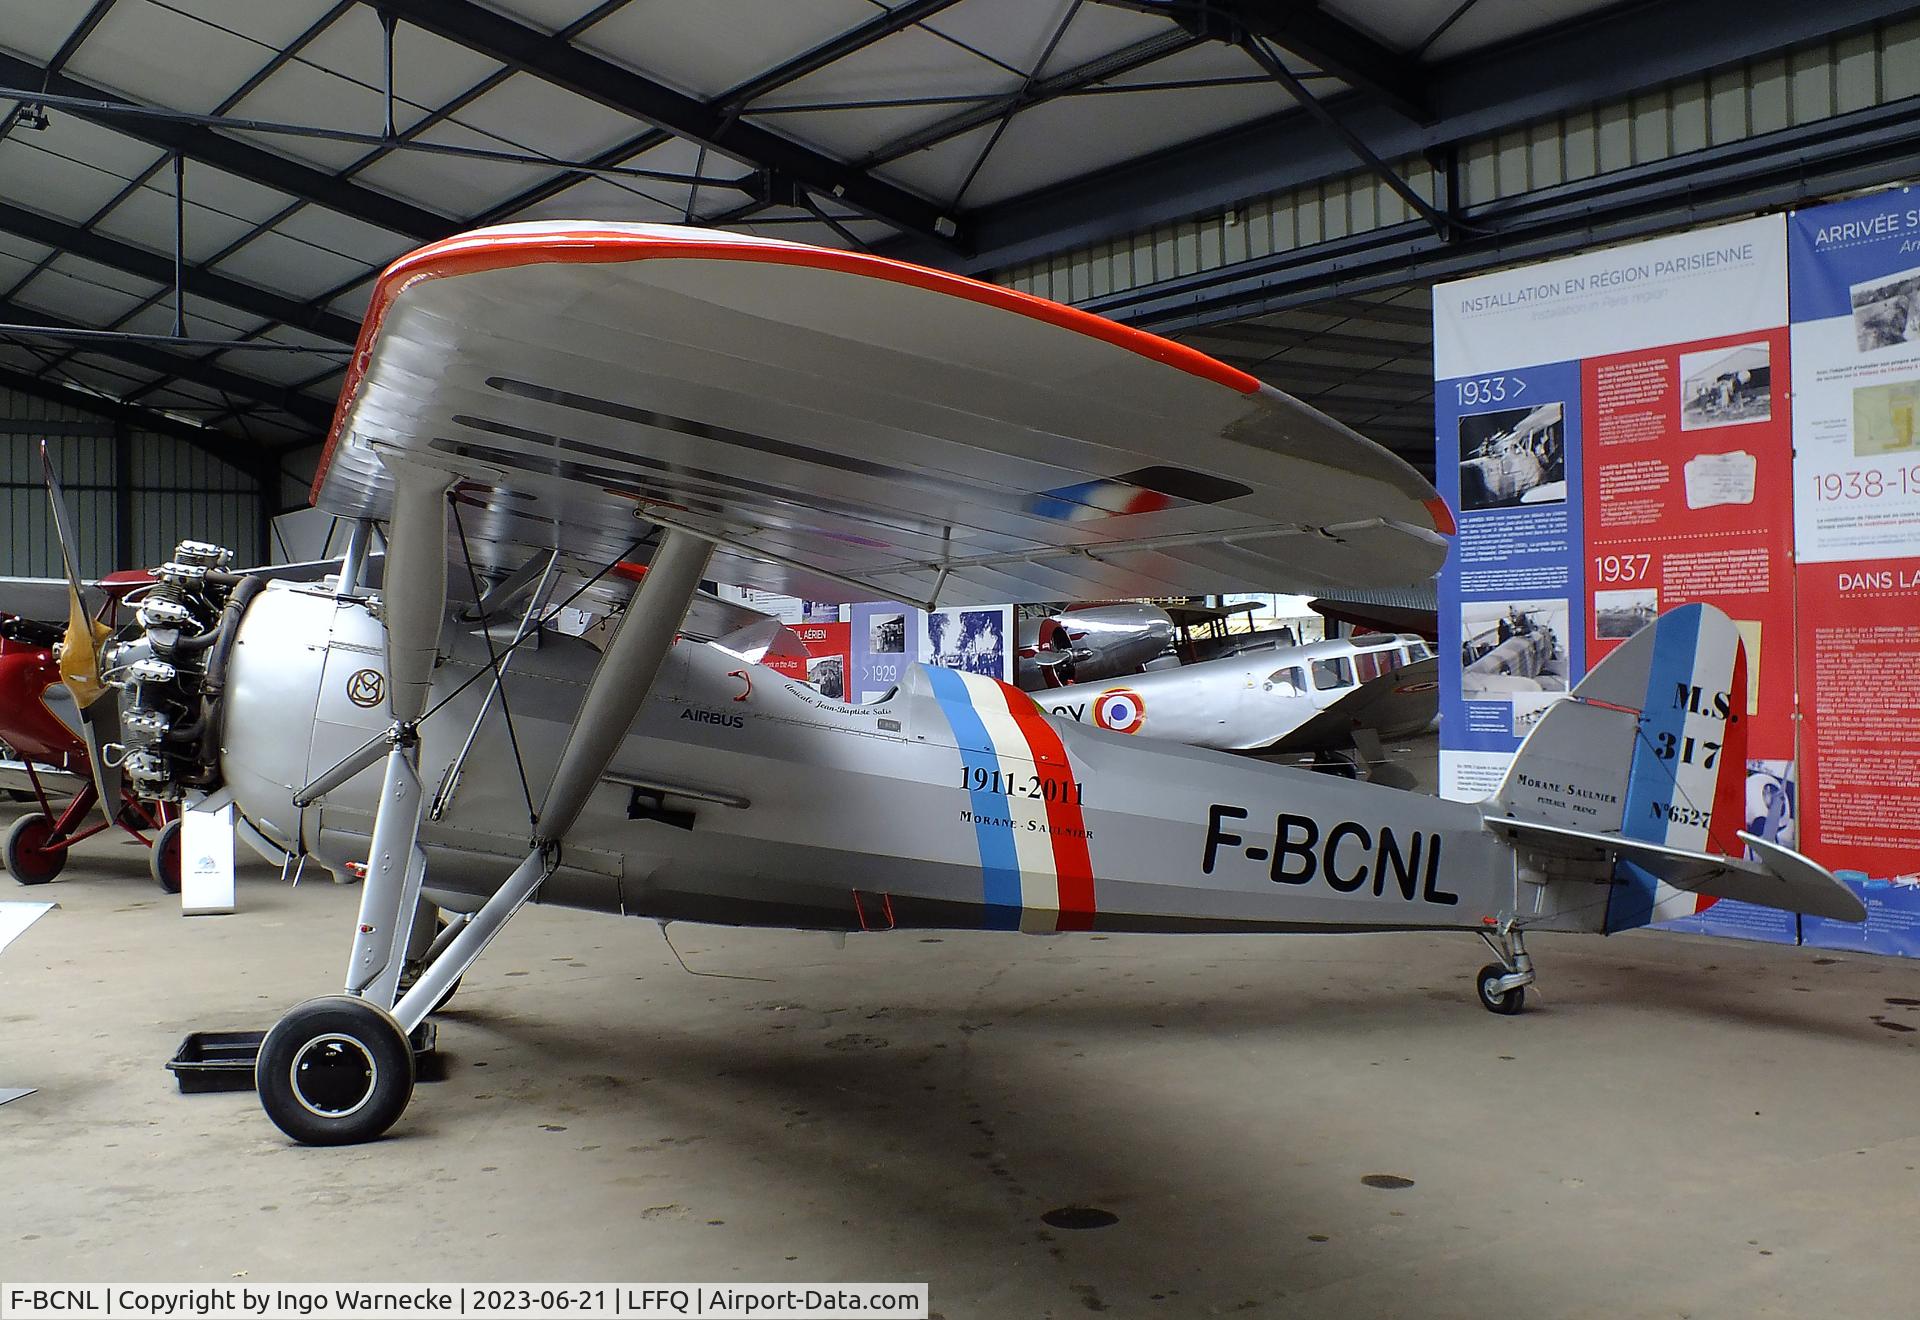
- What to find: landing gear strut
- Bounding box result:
[255,496,712,1145]
[1475,920,1534,1015]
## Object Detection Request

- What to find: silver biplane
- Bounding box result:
[1037,631,1439,776]
[75,223,1857,1146]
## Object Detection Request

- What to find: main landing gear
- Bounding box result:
[1475,919,1535,1015]
[254,499,713,1145]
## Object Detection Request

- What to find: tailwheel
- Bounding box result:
[1475,920,1535,1015]
[149,818,182,894]
[1476,963,1527,1015]
[256,996,415,1145]
[4,812,65,885]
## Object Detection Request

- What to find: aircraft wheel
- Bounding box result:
[149,819,182,894]
[4,812,65,885]
[256,996,415,1146]
[1476,963,1526,1015]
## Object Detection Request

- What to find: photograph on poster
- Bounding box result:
[1679,342,1772,430]
[1511,690,1565,737]
[1850,379,1920,456]
[1594,588,1658,638]
[1745,758,1797,852]
[926,607,1007,679]
[1459,598,1569,700]
[807,654,845,700]
[867,612,907,654]
[1457,403,1566,510]
[1682,450,1757,508]
[1849,266,1920,352]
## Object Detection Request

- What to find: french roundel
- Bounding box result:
[1093,687,1146,733]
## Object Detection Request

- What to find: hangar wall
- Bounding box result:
[991,17,1920,316]
[1,386,263,577]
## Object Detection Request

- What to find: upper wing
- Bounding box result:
[0,576,103,622]
[312,223,1449,607]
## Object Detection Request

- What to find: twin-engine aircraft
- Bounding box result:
[88,222,1859,1147]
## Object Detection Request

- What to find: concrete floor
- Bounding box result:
[5,800,1920,1319]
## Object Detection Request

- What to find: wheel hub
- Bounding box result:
[288,1034,379,1118]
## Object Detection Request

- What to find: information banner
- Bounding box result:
[1435,215,1800,944]
[1787,190,1920,952]
[848,603,1015,703]
[849,602,918,703]
[763,621,850,700]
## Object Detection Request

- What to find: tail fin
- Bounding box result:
[1490,603,1753,930]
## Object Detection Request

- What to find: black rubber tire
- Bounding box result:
[149,818,182,894]
[1476,963,1526,1016]
[256,996,416,1146]
[4,812,65,885]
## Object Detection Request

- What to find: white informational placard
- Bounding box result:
[180,805,237,916]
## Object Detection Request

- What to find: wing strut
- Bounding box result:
[389,528,712,1035]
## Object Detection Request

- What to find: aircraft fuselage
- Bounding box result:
[218,583,1522,937]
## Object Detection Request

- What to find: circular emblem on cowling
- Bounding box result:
[1093,687,1146,734]
[345,668,385,708]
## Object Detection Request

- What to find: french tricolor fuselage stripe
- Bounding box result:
[925,666,1024,928]
[925,665,1097,932]
[991,682,1097,930]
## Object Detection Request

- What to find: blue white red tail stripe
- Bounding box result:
[1607,605,1748,932]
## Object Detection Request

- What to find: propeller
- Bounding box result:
[42,440,125,828]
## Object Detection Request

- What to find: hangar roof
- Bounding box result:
[0,1,1903,483]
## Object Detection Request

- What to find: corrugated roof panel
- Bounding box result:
[353,117,595,214]
[272,206,418,268]
[1421,0,1627,62]
[17,253,163,321]
[0,137,151,220]
[577,0,876,100]
[208,228,386,303]
[0,0,96,62]
[92,181,268,266]
[171,160,310,228]
[918,0,1168,73]
[300,6,504,111]
[449,72,659,162]
[119,296,270,338]
[63,0,304,115]
[507,175,695,225]
[889,66,1287,206]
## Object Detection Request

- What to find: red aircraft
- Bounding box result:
[1,572,178,891]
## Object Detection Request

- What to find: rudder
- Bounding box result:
[1490,604,1749,930]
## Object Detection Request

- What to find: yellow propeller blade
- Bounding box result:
[59,589,112,710]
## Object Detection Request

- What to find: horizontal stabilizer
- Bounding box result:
[1486,816,1866,923]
